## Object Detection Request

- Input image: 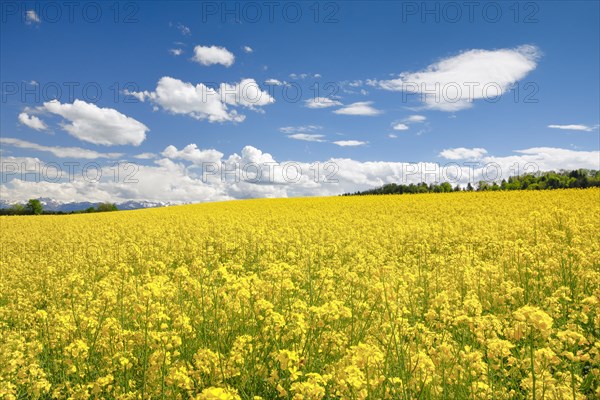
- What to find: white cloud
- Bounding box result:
[123,89,148,102]
[134,152,156,160]
[379,45,541,111]
[388,134,398,138]
[481,147,600,173]
[243,46,253,53]
[393,123,409,131]
[439,147,488,160]
[129,76,245,123]
[42,99,149,146]
[0,138,123,159]
[18,112,47,131]
[305,97,343,109]
[265,79,282,86]
[404,115,426,123]
[289,73,320,80]
[391,115,427,132]
[25,10,40,24]
[279,125,321,134]
[548,124,596,132]
[2,146,598,204]
[162,144,224,165]
[177,23,191,36]
[288,134,326,142]
[192,45,235,67]
[169,48,183,56]
[219,78,275,109]
[333,101,382,116]
[333,140,368,147]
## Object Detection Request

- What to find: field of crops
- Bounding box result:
[1,189,599,399]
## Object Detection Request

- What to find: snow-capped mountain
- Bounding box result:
[0,198,176,212]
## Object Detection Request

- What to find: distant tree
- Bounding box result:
[341,169,600,197]
[477,181,490,191]
[9,203,25,215]
[97,203,118,212]
[85,207,96,213]
[25,199,43,215]
[439,182,453,192]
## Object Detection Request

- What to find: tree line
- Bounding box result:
[343,169,600,196]
[0,200,119,216]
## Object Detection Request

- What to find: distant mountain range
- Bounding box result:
[0,198,175,212]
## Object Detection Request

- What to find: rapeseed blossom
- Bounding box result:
[1,189,599,398]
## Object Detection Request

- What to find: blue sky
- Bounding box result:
[1,1,599,204]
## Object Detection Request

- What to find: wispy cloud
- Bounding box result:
[392,123,409,131]
[177,23,191,36]
[279,125,322,134]
[378,45,541,111]
[0,138,123,159]
[288,134,326,142]
[333,140,368,147]
[305,97,342,109]
[333,101,382,116]
[548,124,597,132]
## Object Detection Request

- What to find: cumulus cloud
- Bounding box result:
[2,146,598,204]
[548,124,596,132]
[128,77,245,123]
[265,79,283,86]
[130,77,274,122]
[162,144,224,165]
[0,138,123,159]
[439,147,488,160]
[305,97,343,109]
[18,112,47,131]
[379,45,541,111]
[333,140,368,147]
[243,46,253,53]
[169,48,183,56]
[288,134,326,142]
[393,123,409,131]
[42,99,149,146]
[333,101,382,116]
[219,78,275,109]
[25,10,40,24]
[192,45,235,67]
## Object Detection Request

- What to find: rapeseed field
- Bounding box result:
[1,189,599,399]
